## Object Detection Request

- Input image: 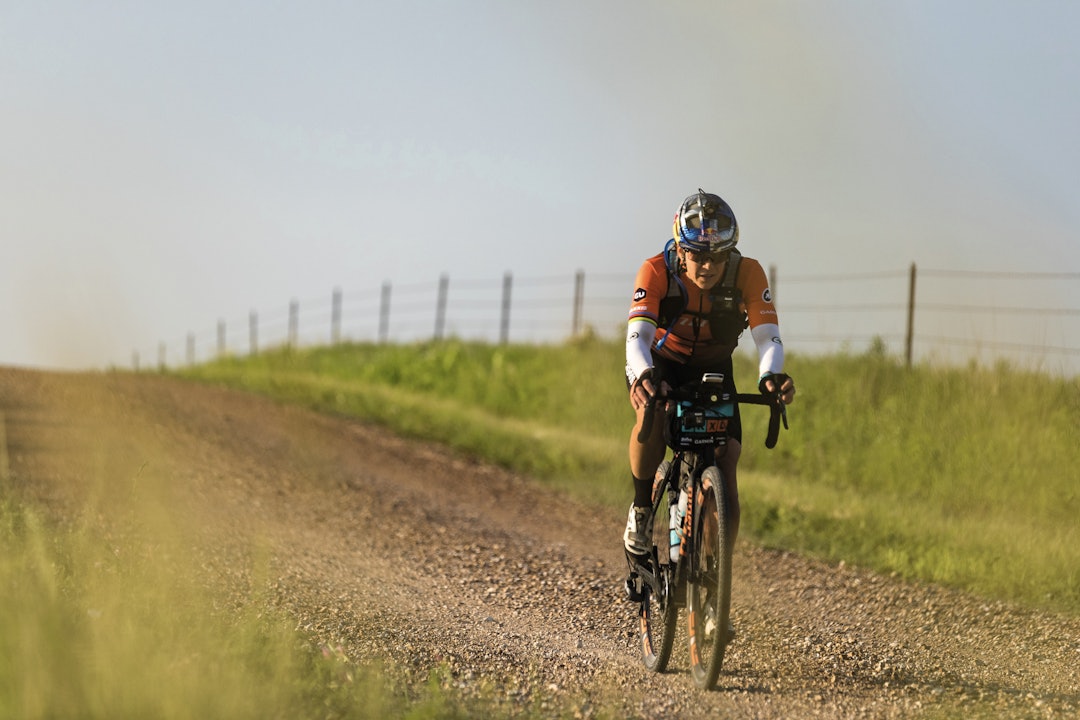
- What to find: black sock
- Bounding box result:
[633,476,652,508]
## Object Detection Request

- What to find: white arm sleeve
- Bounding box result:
[625,319,657,386]
[751,322,785,378]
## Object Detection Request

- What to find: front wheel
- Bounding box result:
[687,465,733,690]
[640,460,678,672]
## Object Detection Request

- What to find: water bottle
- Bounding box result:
[669,489,688,563]
[669,504,680,562]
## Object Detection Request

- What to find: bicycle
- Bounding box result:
[624,371,787,690]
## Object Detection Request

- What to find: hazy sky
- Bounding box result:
[3,1,1078,371]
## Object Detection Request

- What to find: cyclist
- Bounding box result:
[623,189,796,559]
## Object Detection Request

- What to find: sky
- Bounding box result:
[2,1,1079,373]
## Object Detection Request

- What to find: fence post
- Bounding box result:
[288,299,299,347]
[158,342,166,372]
[905,263,917,367]
[379,281,391,343]
[434,274,449,340]
[133,351,140,372]
[500,271,512,344]
[331,287,342,344]
[249,310,258,356]
[769,264,778,306]
[572,269,585,336]
[186,333,195,366]
[217,320,226,357]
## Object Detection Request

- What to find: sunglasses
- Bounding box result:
[683,248,731,264]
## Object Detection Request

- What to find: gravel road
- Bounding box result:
[2,369,1077,718]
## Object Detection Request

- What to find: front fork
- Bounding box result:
[624,445,720,604]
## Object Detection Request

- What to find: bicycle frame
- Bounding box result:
[629,372,787,688]
[643,375,782,578]
[638,409,728,616]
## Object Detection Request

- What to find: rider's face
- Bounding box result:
[680,248,728,290]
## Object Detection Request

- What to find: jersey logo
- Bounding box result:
[633,288,647,301]
[762,288,772,303]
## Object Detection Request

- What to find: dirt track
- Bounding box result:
[1,369,1077,718]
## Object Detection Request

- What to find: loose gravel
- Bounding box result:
[2,369,1077,719]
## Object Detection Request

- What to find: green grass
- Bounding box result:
[0,484,556,719]
[180,337,1080,615]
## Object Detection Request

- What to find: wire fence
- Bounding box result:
[139,265,1080,377]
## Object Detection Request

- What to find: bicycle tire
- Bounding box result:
[640,460,678,673]
[687,465,733,690]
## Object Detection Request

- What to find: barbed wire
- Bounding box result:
[139,265,1080,376]
[919,304,1080,316]
[776,270,909,283]
[920,269,1080,280]
[917,335,1080,356]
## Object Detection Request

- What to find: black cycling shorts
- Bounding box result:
[627,352,743,444]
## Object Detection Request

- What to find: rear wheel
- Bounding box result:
[640,460,678,672]
[687,465,733,690]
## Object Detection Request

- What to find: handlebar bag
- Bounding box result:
[665,399,735,450]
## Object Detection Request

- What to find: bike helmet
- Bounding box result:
[672,189,739,253]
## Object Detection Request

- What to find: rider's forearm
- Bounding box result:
[625,319,657,386]
[751,323,785,378]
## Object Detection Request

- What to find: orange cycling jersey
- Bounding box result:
[628,251,777,364]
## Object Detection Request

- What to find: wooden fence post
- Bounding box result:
[572,270,585,336]
[288,299,299,347]
[434,274,449,340]
[186,333,195,366]
[158,342,166,372]
[500,272,512,344]
[905,263,917,367]
[217,320,226,357]
[379,281,391,343]
[249,310,258,356]
[331,287,342,344]
[769,264,778,306]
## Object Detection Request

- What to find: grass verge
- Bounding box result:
[180,337,1080,615]
[0,486,586,719]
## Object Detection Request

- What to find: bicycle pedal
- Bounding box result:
[623,575,645,603]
